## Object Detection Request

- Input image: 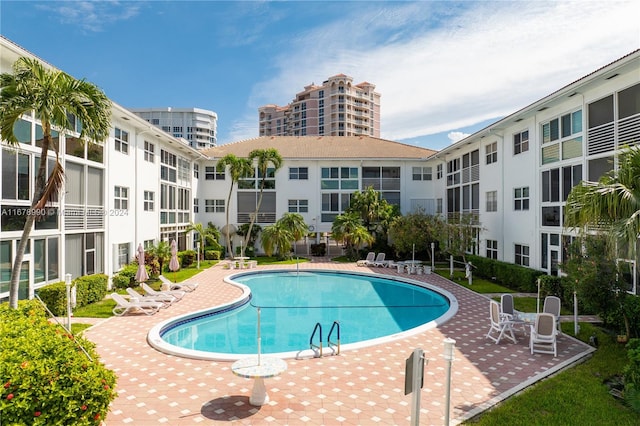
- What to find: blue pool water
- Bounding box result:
[156,270,453,358]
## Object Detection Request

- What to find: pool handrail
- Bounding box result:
[309,322,323,357]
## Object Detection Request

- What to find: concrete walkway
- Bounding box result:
[76,261,595,425]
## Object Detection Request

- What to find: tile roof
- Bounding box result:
[201,136,437,160]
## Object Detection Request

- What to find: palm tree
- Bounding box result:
[149,241,171,275]
[565,145,640,339]
[260,222,294,259]
[565,145,640,259]
[216,154,253,258]
[243,148,283,254]
[186,222,220,269]
[0,57,111,308]
[278,212,308,254]
[331,212,375,260]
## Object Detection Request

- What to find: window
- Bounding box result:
[205,166,225,180]
[205,199,225,213]
[514,187,529,210]
[513,130,529,155]
[117,242,129,269]
[541,169,560,202]
[160,150,177,183]
[542,110,583,164]
[486,191,497,212]
[486,240,498,259]
[486,142,497,164]
[436,198,443,214]
[144,141,154,162]
[144,191,154,211]
[288,199,309,213]
[193,198,199,213]
[542,206,561,227]
[114,128,129,154]
[446,159,460,186]
[1,149,30,200]
[193,164,199,179]
[289,167,308,180]
[436,164,443,179]
[114,186,128,210]
[412,166,432,181]
[515,244,530,266]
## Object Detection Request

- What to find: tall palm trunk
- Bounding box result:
[8,134,51,308]
[243,178,266,255]
[225,185,233,258]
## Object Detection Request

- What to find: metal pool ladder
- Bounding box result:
[310,321,341,357]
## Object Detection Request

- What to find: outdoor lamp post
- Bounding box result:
[431,242,435,271]
[65,273,72,332]
[443,337,456,426]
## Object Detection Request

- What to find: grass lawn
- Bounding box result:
[160,260,218,282]
[256,256,310,265]
[465,323,638,425]
[435,270,515,294]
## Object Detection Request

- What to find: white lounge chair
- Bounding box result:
[373,252,389,267]
[356,252,376,266]
[159,275,198,292]
[543,295,561,333]
[126,287,176,307]
[530,313,557,357]
[141,282,185,301]
[111,293,163,316]
[486,300,517,344]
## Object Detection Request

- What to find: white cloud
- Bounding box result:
[448,132,469,144]
[37,1,142,32]
[228,1,639,143]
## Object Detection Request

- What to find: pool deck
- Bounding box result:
[84,260,594,425]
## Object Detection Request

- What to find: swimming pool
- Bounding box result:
[148,270,457,360]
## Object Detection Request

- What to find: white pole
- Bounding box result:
[257,307,262,365]
[412,243,415,263]
[536,278,541,314]
[65,273,72,332]
[431,242,435,272]
[410,348,424,426]
[574,291,579,336]
[443,338,456,426]
[450,255,454,278]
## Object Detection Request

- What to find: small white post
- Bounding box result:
[431,242,435,272]
[536,278,541,314]
[443,338,456,426]
[449,255,454,278]
[65,273,72,332]
[257,307,262,365]
[410,348,424,426]
[574,290,579,336]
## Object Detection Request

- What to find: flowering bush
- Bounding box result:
[0,300,117,424]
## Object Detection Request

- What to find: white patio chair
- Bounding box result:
[373,252,389,267]
[357,252,376,266]
[141,282,185,301]
[111,293,163,316]
[543,296,562,334]
[126,287,176,307]
[530,313,557,357]
[486,300,517,344]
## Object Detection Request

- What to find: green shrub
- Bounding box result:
[204,250,221,260]
[179,250,196,267]
[74,274,108,305]
[36,274,109,316]
[36,282,66,317]
[111,274,129,290]
[468,255,544,292]
[624,338,640,412]
[0,300,117,425]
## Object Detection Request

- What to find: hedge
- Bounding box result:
[468,255,545,292]
[0,300,117,424]
[37,274,109,317]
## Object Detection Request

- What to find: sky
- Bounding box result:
[1,1,638,150]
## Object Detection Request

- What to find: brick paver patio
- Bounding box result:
[83,260,594,425]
